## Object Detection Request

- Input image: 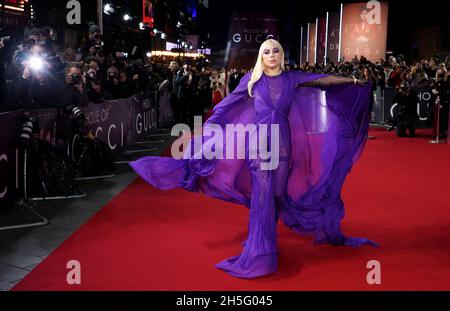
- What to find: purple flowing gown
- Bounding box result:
[130,71,378,279]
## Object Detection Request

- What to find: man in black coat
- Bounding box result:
[228,68,243,93]
[393,81,417,138]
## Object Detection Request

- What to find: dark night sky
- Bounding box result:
[206,0,449,62]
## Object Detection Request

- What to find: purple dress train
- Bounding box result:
[130,70,378,279]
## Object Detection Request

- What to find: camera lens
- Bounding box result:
[70,74,81,84]
[19,117,36,146]
[71,106,83,120]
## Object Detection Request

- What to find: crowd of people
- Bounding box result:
[299,55,450,138]
[0,24,168,113]
[0,23,252,130]
[1,23,449,137]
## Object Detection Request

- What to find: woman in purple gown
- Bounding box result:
[130,39,378,279]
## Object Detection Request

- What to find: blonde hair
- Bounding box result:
[247,39,285,96]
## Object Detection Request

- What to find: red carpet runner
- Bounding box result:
[13,128,450,290]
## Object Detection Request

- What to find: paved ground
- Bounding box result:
[0,132,174,291]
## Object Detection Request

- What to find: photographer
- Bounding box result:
[52,62,89,151]
[38,27,64,74]
[61,62,89,109]
[176,64,193,124]
[10,44,63,110]
[84,65,104,103]
[81,23,102,60]
[103,65,119,99]
[118,71,133,98]
[103,65,132,99]
[128,59,148,95]
[392,81,417,138]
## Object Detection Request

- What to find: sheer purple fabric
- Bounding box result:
[130,70,378,279]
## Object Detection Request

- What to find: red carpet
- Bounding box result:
[13,128,450,290]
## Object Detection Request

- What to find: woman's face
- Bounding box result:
[363,68,369,77]
[262,45,282,70]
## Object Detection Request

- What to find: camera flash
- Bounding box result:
[29,57,44,71]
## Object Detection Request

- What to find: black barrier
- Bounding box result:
[78,92,157,157]
[380,87,434,128]
[0,111,24,205]
[415,87,434,128]
[0,94,157,207]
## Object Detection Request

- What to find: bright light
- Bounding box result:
[139,22,145,30]
[176,21,182,28]
[146,52,152,58]
[161,33,167,39]
[1,4,24,12]
[123,14,131,21]
[103,3,114,15]
[153,28,158,34]
[29,57,43,71]
[150,50,201,58]
[189,45,193,49]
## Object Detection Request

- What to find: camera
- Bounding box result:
[69,73,82,85]
[69,106,85,130]
[107,71,118,82]
[70,106,83,120]
[28,56,44,71]
[19,116,37,147]
[86,71,98,84]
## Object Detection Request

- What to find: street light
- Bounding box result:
[123,14,131,21]
[104,3,114,15]
[139,22,145,30]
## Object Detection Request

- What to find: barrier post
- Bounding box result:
[429,96,446,144]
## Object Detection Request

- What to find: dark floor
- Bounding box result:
[0,132,174,291]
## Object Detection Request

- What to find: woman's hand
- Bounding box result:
[22,65,31,80]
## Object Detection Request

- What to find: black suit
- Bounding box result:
[228,73,243,93]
